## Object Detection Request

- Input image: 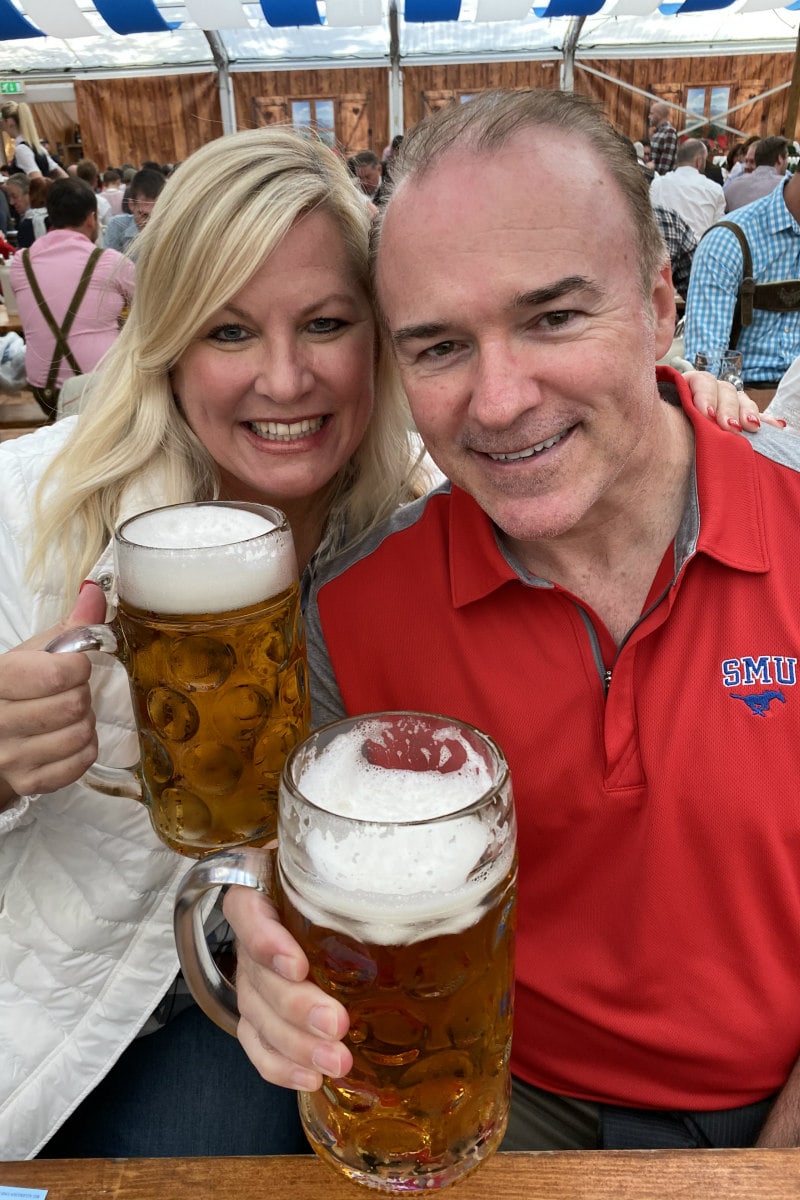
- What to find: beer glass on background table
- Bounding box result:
[175,711,517,1192]
[46,501,310,857]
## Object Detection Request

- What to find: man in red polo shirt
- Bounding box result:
[226,90,800,1150]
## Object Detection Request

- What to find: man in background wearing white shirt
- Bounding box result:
[649,137,725,241]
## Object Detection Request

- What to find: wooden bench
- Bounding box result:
[0,395,48,430]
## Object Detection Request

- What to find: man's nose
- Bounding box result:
[469,340,541,426]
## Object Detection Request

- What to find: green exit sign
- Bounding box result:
[0,82,23,95]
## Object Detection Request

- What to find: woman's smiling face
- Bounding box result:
[172,208,376,515]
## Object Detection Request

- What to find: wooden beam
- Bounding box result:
[783,25,800,142]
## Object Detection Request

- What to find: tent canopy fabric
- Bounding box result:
[0,0,798,77]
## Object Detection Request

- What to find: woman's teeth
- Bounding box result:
[248,417,325,442]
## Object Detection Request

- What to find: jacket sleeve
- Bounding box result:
[0,435,68,834]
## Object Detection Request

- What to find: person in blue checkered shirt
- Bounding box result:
[683,172,800,410]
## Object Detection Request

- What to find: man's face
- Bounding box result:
[6,184,26,215]
[744,144,758,172]
[377,130,675,555]
[356,162,381,195]
[130,193,156,231]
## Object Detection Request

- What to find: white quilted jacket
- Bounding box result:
[0,420,187,1159]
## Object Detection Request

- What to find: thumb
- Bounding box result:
[64,580,107,627]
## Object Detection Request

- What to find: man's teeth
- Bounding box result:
[488,429,568,462]
[249,417,325,442]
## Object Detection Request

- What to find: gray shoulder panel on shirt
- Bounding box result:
[746,425,800,473]
[306,483,452,730]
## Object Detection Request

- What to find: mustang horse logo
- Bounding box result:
[730,690,786,717]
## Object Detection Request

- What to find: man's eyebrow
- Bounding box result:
[390,321,448,347]
[512,276,602,308]
[390,275,602,346]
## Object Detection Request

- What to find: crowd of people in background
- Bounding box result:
[0,91,797,426]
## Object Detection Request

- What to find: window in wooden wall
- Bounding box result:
[685,85,732,141]
[421,89,488,118]
[252,93,371,154]
[290,97,336,146]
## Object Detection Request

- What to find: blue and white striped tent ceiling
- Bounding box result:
[0,0,798,76]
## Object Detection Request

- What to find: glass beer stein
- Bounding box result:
[175,711,517,1191]
[46,501,310,858]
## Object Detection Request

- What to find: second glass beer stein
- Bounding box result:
[175,711,517,1191]
[46,500,310,857]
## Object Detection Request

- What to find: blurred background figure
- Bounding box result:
[0,101,67,180]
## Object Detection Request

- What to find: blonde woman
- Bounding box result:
[0,127,429,1160]
[1,100,67,180]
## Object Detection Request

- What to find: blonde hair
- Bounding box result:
[28,127,427,605]
[1,100,44,154]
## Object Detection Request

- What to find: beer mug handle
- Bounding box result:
[173,846,274,1037]
[45,623,143,802]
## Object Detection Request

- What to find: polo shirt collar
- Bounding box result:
[447,367,769,609]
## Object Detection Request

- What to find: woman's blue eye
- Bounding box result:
[308,317,345,334]
[210,325,247,342]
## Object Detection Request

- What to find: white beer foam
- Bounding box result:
[118,505,295,614]
[284,720,513,944]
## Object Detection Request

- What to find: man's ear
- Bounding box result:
[651,261,677,361]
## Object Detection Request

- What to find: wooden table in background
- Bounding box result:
[0,302,22,335]
[2,1150,800,1199]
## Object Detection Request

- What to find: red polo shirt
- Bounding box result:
[307,370,800,1110]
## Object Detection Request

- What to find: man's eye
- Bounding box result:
[540,311,573,328]
[307,317,346,334]
[208,325,248,343]
[423,341,458,359]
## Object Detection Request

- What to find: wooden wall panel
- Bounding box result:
[75,73,222,170]
[404,54,792,141]
[574,53,794,142]
[70,53,795,171]
[28,101,78,154]
[232,68,390,154]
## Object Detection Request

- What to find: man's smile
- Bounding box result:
[483,427,572,462]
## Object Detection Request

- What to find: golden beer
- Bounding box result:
[117,583,309,856]
[283,860,515,1187]
[43,501,311,857]
[278,713,517,1191]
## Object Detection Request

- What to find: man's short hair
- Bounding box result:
[755,136,790,168]
[103,168,121,186]
[6,172,29,194]
[380,89,667,296]
[676,138,706,167]
[351,150,381,170]
[76,158,100,185]
[129,168,167,202]
[46,177,97,229]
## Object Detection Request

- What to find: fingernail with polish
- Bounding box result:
[727,418,742,431]
[776,419,788,428]
[706,406,717,421]
[746,414,760,426]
